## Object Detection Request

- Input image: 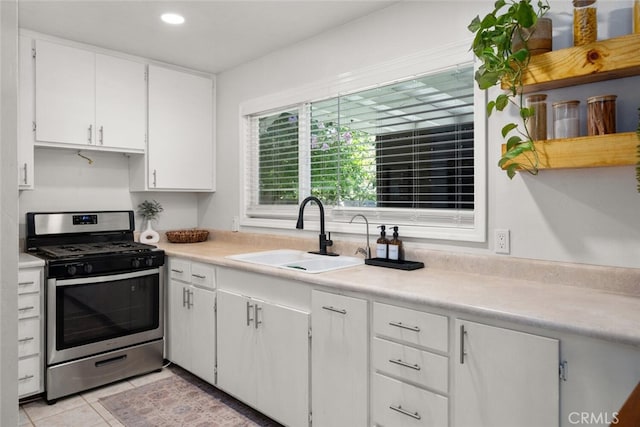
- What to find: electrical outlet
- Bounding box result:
[232,216,240,232]
[495,229,510,254]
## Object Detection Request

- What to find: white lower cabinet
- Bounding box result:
[371,302,449,427]
[18,267,44,398]
[311,290,368,427]
[372,373,448,427]
[454,319,560,427]
[167,258,216,384]
[217,289,310,427]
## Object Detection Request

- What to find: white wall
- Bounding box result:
[1,1,19,425]
[201,0,640,268]
[18,148,199,235]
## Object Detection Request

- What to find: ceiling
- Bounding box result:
[18,0,397,74]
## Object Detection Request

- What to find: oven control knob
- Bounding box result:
[83,263,93,274]
[145,257,154,267]
[131,258,141,268]
[67,265,77,276]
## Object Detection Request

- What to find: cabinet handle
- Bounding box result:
[18,281,35,286]
[388,321,420,332]
[88,124,93,144]
[322,305,347,315]
[99,126,104,145]
[255,304,262,329]
[182,287,188,308]
[188,289,194,309]
[23,162,28,184]
[18,306,35,312]
[389,358,421,371]
[18,374,34,381]
[192,273,206,279]
[152,169,157,187]
[460,324,467,364]
[246,301,254,326]
[18,337,35,343]
[170,269,184,274]
[389,404,421,420]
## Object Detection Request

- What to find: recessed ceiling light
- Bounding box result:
[161,13,185,25]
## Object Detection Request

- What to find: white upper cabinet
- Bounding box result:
[18,36,35,190]
[34,39,145,152]
[145,65,214,191]
[94,53,146,151]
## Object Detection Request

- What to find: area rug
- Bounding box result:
[99,366,282,427]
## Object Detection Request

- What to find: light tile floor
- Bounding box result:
[19,367,175,427]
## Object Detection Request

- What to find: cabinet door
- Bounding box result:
[18,36,34,189]
[35,40,95,145]
[95,53,145,152]
[190,286,216,384]
[216,290,257,407]
[312,290,368,427]
[255,299,310,427]
[167,279,191,369]
[148,65,213,190]
[454,319,559,427]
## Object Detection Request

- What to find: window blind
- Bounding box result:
[245,64,477,230]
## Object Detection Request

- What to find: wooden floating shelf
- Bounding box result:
[500,132,637,170]
[502,33,640,93]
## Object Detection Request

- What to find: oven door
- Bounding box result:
[47,268,163,365]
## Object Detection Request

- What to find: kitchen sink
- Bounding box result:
[226,249,364,273]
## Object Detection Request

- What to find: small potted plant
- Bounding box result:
[137,199,163,243]
[468,0,551,178]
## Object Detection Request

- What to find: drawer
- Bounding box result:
[168,258,191,282]
[190,262,216,290]
[18,293,40,320]
[372,373,448,427]
[18,355,42,398]
[372,337,448,393]
[18,317,41,358]
[373,302,448,353]
[18,269,40,294]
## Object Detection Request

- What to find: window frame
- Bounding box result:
[239,40,486,242]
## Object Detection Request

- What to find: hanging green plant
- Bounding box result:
[468,0,551,178]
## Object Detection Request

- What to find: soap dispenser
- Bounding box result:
[388,226,403,261]
[376,225,389,259]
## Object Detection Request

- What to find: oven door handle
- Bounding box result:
[52,268,161,286]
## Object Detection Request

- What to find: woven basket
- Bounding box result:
[165,229,209,244]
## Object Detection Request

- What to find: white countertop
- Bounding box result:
[19,252,45,268]
[157,236,640,348]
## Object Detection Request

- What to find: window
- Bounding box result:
[243,53,485,242]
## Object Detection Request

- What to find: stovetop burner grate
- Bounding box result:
[38,241,156,259]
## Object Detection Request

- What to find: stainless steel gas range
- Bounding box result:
[26,210,165,403]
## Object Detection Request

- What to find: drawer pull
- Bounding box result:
[18,281,35,286]
[18,306,35,312]
[192,273,206,279]
[389,358,421,371]
[171,268,184,274]
[322,305,347,315]
[18,337,35,343]
[389,404,421,420]
[18,374,34,381]
[389,321,420,332]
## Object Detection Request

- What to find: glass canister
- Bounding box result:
[587,95,617,135]
[573,0,597,46]
[553,100,580,139]
[526,94,547,141]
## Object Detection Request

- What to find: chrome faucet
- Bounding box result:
[350,214,371,259]
[296,196,337,256]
